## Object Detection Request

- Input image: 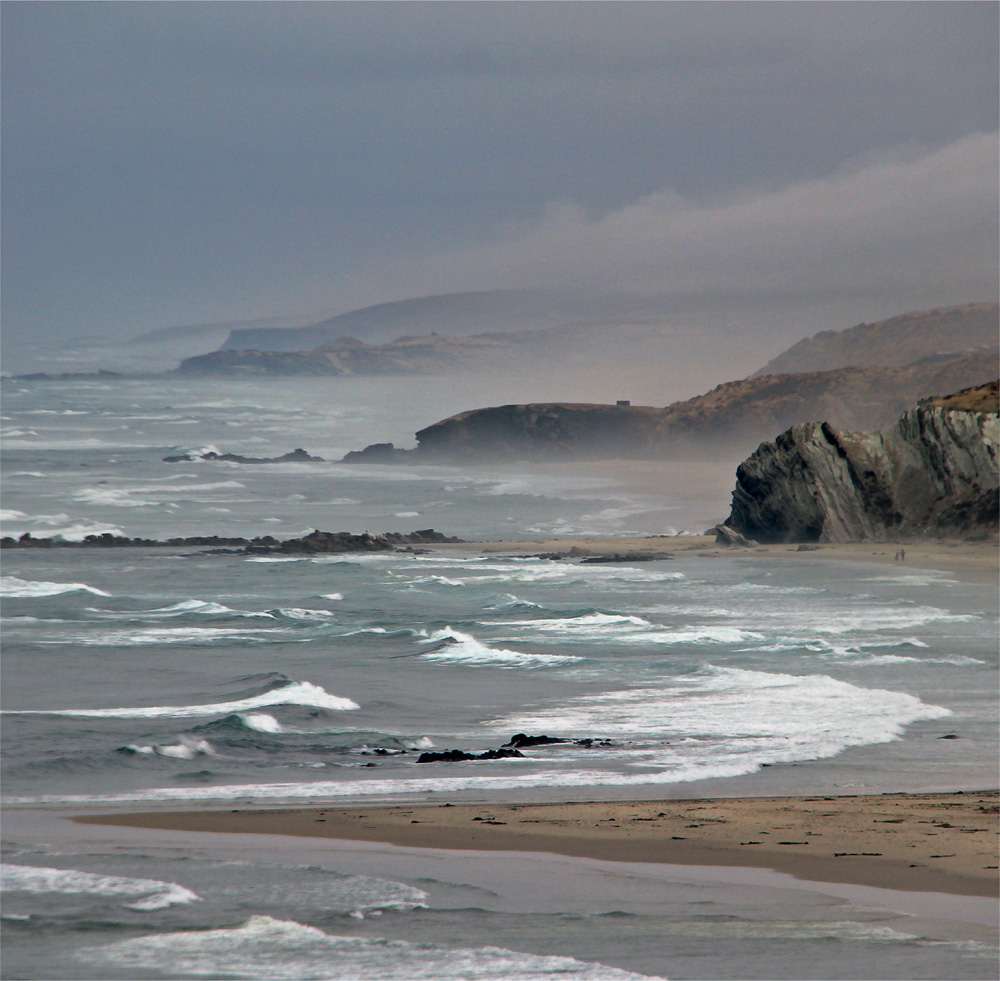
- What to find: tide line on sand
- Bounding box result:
[76,790,999,899]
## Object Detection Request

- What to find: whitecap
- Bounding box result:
[38,625,295,646]
[125,736,215,759]
[1,576,110,598]
[4,679,360,718]
[87,599,274,620]
[77,915,659,980]
[417,627,582,667]
[321,592,344,600]
[238,713,283,733]
[1,864,200,911]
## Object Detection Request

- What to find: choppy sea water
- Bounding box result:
[2,376,997,979]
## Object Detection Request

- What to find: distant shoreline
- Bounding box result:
[75,790,1000,899]
[3,531,995,583]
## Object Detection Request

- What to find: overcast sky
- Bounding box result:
[2,1,997,360]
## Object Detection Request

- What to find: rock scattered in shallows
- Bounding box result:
[415,748,525,764]
[1,528,464,551]
[580,551,674,563]
[163,447,323,464]
[502,734,569,749]
[416,734,615,762]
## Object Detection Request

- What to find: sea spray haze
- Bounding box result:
[2,376,998,979]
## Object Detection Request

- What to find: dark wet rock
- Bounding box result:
[502,733,569,749]
[580,551,673,563]
[2,528,463,551]
[573,738,614,748]
[340,442,414,464]
[164,448,323,464]
[415,748,525,763]
[382,529,464,545]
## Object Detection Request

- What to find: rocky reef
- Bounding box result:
[1,528,463,552]
[719,387,999,543]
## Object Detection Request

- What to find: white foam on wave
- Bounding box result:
[77,914,661,980]
[486,665,950,765]
[125,736,215,759]
[73,480,247,509]
[488,594,544,610]
[87,599,274,620]
[1,864,200,911]
[0,511,125,541]
[417,627,583,667]
[4,679,360,718]
[1,576,110,598]
[321,592,344,600]
[484,613,761,646]
[37,625,297,646]
[407,575,467,587]
[275,607,340,621]
[239,712,283,733]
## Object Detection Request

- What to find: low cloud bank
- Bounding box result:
[389,132,998,305]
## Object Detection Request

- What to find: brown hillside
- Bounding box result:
[753,303,998,376]
[920,380,999,413]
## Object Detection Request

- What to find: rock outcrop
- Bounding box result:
[720,397,999,543]
[342,352,997,463]
[163,448,323,464]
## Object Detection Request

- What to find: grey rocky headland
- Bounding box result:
[717,382,999,544]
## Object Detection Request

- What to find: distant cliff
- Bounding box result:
[753,303,998,376]
[719,385,999,543]
[388,354,998,461]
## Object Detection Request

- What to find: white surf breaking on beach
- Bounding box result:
[1,864,200,911]
[76,914,665,980]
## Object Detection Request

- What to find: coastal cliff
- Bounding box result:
[719,383,999,543]
[347,353,997,463]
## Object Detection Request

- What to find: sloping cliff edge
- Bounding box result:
[719,388,999,544]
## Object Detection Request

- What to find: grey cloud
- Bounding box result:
[376,132,1000,302]
[1,2,997,358]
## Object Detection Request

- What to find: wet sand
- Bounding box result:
[435,535,998,585]
[78,790,999,898]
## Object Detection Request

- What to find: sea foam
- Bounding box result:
[77,915,662,980]
[4,679,360,718]
[418,627,582,667]
[1,864,200,911]
[1,576,110,598]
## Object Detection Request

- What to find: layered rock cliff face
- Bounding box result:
[721,402,999,543]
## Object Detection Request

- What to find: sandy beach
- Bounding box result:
[78,790,999,898]
[75,536,998,900]
[436,534,999,586]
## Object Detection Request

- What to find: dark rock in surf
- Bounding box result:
[502,733,569,749]
[580,551,673,563]
[341,442,414,463]
[163,447,323,464]
[415,748,525,763]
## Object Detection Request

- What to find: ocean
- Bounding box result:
[2,375,997,979]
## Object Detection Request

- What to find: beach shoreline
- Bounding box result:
[429,534,998,585]
[75,790,999,899]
